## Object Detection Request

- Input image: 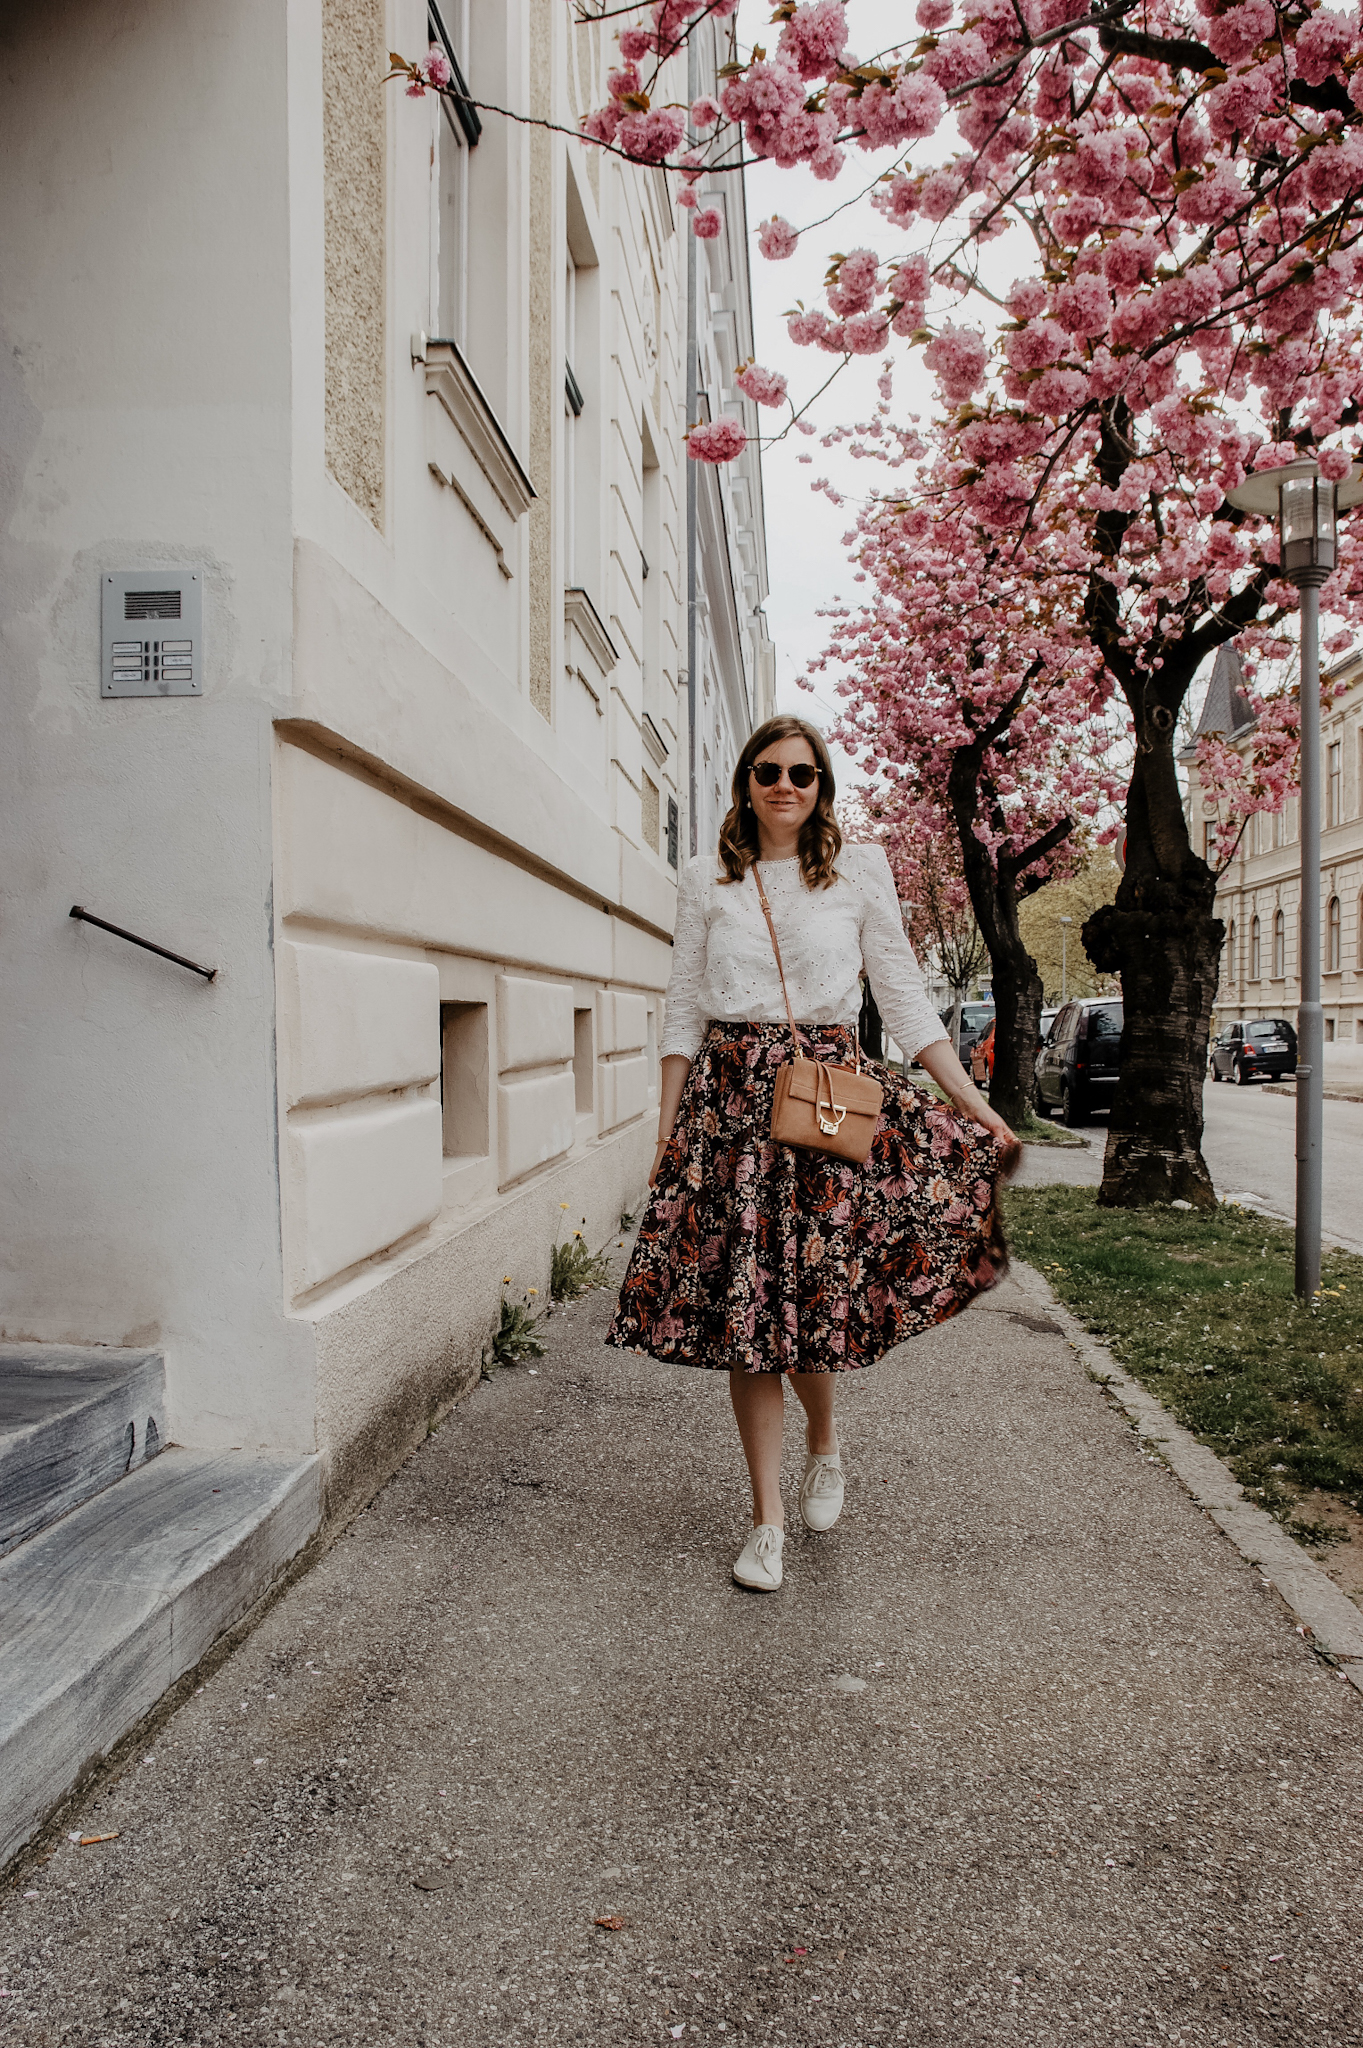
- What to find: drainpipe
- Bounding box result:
[685,30,700,858]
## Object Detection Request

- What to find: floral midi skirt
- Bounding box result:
[606,1021,1009,1375]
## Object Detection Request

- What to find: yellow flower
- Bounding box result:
[560,1202,570,1210]
[502,1276,513,1285]
[527,1287,538,1296]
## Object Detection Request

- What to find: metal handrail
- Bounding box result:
[69,906,217,982]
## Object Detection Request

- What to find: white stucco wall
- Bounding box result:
[1,0,771,1520]
[0,0,310,1449]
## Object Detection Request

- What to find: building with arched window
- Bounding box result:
[1184,645,1363,1063]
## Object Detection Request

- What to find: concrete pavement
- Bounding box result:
[2,1253,1360,2047]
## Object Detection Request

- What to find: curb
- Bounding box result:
[1011,1259,1363,1697]
[1260,1080,1363,1103]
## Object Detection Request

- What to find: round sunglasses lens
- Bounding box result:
[751,761,818,788]
[788,765,818,788]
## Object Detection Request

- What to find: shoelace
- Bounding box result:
[752,1524,782,1562]
[804,1456,842,1498]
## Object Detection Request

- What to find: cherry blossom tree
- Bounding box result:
[394,0,1363,1202]
[814,435,1125,1126]
[841,788,991,1057]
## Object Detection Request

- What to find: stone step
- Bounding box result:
[0,1446,320,1870]
[0,1345,167,1556]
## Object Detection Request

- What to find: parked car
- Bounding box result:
[1034,996,1124,1125]
[939,1001,996,1064]
[1209,1018,1298,1085]
[970,1019,995,1086]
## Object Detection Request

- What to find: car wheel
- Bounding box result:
[1061,1083,1086,1127]
[1210,1060,1220,1082]
[1235,1058,1251,1086]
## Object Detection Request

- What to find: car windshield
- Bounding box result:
[1248,1022,1289,1040]
[1088,1004,1123,1040]
[962,1006,994,1027]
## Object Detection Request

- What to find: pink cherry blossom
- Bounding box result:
[692,207,723,239]
[757,215,799,260]
[615,107,686,164]
[687,417,747,464]
[826,248,880,316]
[922,324,988,403]
[690,96,720,129]
[735,362,789,408]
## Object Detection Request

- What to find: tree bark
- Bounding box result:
[1082,731,1224,1207]
[946,742,1066,1129]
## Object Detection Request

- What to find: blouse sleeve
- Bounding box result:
[659,857,712,1062]
[857,845,950,1062]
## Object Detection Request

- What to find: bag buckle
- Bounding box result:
[816,1064,848,1134]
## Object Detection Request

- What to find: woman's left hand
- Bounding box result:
[974,1106,1022,1177]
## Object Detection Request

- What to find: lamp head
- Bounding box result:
[1226,460,1363,590]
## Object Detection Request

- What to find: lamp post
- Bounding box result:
[1059,916,1072,1002]
[1226,460,1363,1297]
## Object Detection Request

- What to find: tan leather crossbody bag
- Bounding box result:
[752,864,884,1165]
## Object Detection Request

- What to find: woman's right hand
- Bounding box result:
[648,1138,670,1189]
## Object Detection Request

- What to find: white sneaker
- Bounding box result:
[799,1451,845,1532]
[733,1523,784,1591]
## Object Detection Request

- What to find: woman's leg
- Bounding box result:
[789,1371,838,1455]
[728,1370,788,1527]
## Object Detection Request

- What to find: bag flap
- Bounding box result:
[784,1061,883,1114]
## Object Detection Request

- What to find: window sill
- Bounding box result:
[424,341,536,576]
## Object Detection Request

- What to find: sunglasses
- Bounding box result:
[750,760,820,789]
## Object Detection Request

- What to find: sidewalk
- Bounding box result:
[1,1260,1360,2046]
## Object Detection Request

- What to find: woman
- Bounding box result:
[607,716,1017,1592]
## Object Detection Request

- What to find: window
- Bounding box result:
[1327,894,1341,972]
[1325,1016,1336,1042]
[1250,914,1261,980]
[1273,907,1285,979]
[573,1007,594,1113]
[440,1001,489,1159]
[1273,808,1285,850]
[1328,740,1342,827]
[428,4,479,347]
[1226,918,1236,983]
[1088,1003,1123,1041]
[666,795,680,870]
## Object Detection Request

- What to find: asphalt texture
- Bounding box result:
[2,1251,1362,2048]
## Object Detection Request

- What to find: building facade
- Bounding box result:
[1184,646,1363,1067]
[1,0,772,1531]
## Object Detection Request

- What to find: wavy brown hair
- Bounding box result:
[717,715,842,888]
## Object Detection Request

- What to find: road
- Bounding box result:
[1018,1084,1363,1253]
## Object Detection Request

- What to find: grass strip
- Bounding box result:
[1003,1186,1363,1539]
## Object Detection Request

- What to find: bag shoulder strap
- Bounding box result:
[751,863,860,1074]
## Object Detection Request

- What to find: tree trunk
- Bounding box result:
[859,978,884,1061]
[1082,741,1223,1207]
[945,746,1064,1130]
[986,940,1044,1130]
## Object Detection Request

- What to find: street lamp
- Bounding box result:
[1059,916,1072,1002]
[1226,459,1363,1297]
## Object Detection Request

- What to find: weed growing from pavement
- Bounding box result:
[484,1295,545,1373]
[550,1215,613,1301]
[1005,1186,1363,1532]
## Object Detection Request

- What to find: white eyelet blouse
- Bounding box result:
[659,843,950,1065]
